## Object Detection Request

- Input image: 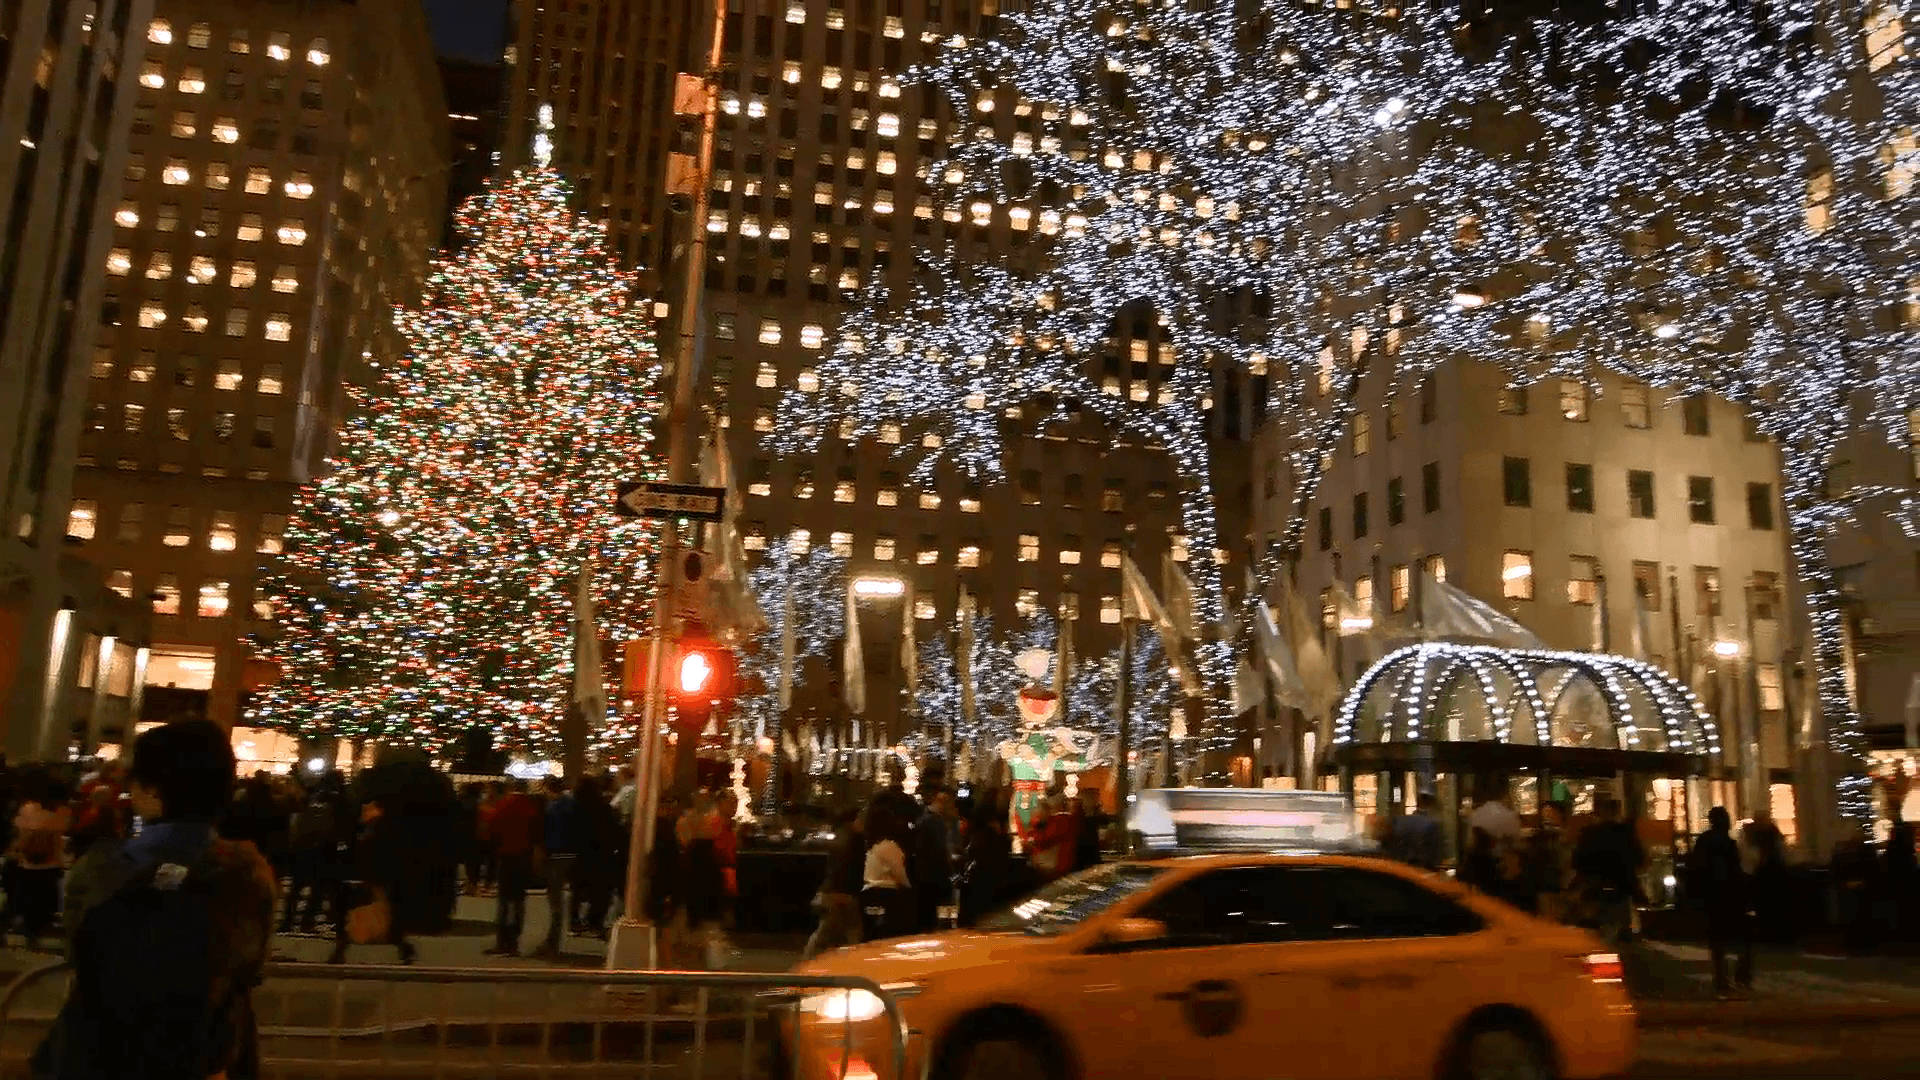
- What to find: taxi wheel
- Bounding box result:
[1452,1022,1554,1080]
[949,1038,1054,1080]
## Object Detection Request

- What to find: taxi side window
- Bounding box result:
[1135,867,1326,948]
[1323,869,1483,939]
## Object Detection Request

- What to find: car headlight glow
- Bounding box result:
[798,984,920,1024]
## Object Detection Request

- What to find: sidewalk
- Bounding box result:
[1633,938,1920,1027]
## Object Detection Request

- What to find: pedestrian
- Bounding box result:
[1744,811,1794,942]
[1572,796,1642,945]
[912,788,958,931]
[678,791,730,967]
[958,798,1013,927]
[1525,802,1571,921]
[8,772,72,950]
[1026,796,1078,882]
[803,806,864,959]
[570,776,621,939]
[859,800,913,941]
[329,796,419,965]
[280,775,339,933]
[535,776,580,960]
[1386,791,1445,871]
[1688,806,1753,998]
[456,783,484,897]
[35,720,276,1079]
[482,779,543,957]
[1072,788,1107,873]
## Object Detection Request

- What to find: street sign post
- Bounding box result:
[615,481,726,521]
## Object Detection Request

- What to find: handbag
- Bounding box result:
[346,889,392,945]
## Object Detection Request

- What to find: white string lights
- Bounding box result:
[1334,644,1721,760]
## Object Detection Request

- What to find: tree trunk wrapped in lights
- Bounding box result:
[248,165,664,755]
[1429,2,1916,827]
[771,0,1497,774]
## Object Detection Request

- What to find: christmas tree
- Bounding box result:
[249,155,664,754]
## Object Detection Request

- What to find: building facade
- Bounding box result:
[499,0,1266,739]
[0,0,158,759]
[1254,360,1805,827]
[66,0,447,730]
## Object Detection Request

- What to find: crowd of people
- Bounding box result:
[801,778,1110,959]
[1381,784,1818,998]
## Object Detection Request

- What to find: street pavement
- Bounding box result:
[9,903,1920,1076]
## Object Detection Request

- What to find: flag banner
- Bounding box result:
[901,579,919,702]
[843,582,866,714]
[1416,574,1546,649]
[571,559,607,728]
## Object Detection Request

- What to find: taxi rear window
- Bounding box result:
[977,863,1164,936]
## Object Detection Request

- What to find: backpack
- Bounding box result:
[35,839,271,1079]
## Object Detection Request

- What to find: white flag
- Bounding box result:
[1254,598,1307,709]
[843,581,866,714]
[901,579,919,702]
[1121,555,1179,642]
[1281,576,1343,722]
[697,432,767,640]
[571,560,607,728]
[957,587,977,728]
[1417,574,1545,649]
[1122,555,1200,694]
[1162,552,1197,645]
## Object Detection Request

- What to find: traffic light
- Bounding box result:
[622,633,735,719]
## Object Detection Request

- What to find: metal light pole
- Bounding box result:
[607,0,725,973]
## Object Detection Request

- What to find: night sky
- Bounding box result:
[425,0,510,63]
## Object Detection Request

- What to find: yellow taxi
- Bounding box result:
[790,853,1634,1080]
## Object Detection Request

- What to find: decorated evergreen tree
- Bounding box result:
[249,156,664,753]
[771,0,1491,767]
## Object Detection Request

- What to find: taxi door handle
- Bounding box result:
[1154,989,1191,1002]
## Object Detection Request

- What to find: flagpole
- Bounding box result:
[609,0,724,972]
[1116,524,1136,836]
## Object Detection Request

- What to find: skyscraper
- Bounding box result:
[502,0,1250,737]
[67,0,447,733]
[0,0,157,759]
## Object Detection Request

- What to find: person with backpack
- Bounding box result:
[36,720,276,1079]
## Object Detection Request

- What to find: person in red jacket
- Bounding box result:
[482,781,543,957]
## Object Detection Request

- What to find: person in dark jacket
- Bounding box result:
[912,789,958,931]
[36,721,276,1080]
[804,807,864,959]
[1688,805,1752,997]
[570,776,621,938]
[1573,796,1643,945]
[536,777,580,959]
[327,797,418,965]
[959,799,1014,926]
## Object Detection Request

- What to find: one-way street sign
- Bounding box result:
[615,481,726,521]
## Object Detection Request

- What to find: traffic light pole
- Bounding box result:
[607,0,725,974]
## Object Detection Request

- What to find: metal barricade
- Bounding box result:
[0,961,912,1080]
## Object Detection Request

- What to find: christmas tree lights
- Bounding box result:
[248,166,664,753]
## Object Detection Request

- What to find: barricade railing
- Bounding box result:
[0,961,913,1080]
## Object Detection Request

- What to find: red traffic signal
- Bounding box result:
[622,636,734,706]
[678,648,716,695]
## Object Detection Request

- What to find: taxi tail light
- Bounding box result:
[1578,952,1625,984]
[821,1050,881,1080]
